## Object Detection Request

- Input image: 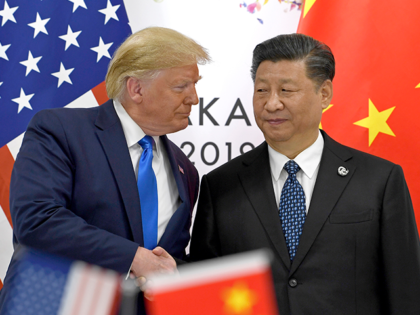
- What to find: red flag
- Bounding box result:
[146,250,279,315]
[298,0,420,229]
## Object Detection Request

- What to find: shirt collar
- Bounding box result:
[268,130,324,181]
[113,100,161,157]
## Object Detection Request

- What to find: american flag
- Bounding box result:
[1,248,122,315]
[0,0,132,289]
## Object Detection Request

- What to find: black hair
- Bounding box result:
[251,33,335,88]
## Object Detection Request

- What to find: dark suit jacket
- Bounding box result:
[190,130,420,315]
[0,100,199,314]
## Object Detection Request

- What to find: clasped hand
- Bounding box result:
[130,246,177,300]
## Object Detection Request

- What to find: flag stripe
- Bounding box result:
[58,263,120,315]
[0,279,3,290]
[70,264,92,315]
[91,81,109,106]
[0,205,14,284]
[92,270,120,315]
[7,133,24,160]
[88,269,107,315]
[109,285,122,315]
[0,145,14,228]
[78,266,103,315]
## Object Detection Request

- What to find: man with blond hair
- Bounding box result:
[0,27,210,314]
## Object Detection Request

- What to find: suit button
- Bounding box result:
[289,279,298,288]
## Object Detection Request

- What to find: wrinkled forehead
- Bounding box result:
[254,59,308,80]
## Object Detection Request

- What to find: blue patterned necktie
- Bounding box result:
[137,135,158,250]
[279,160,306,261]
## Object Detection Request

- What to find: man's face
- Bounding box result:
[253,59,332,157]
[130,64,201,136]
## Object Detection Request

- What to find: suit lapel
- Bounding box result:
[238,142,291,270]
[157,136,191,250]
[94,100,144,245]
[290,131,356,274]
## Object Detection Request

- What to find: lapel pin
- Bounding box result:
[338,166,349,176]
[178,165,184,174]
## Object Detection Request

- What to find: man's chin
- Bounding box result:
[262,130,291,143]
[180,118,190,130]
[167,121,189,135]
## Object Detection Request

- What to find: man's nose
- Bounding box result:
[186,85,199,105]
[265,92,284,112]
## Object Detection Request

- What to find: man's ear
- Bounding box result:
[126,77,143,104]
[320,79,333,109]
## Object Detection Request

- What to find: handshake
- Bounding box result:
[130,246,178,299]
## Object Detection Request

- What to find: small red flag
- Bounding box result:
[146,250,279,315]
[298,0,420,229]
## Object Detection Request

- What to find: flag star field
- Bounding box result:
[0,0,132,148]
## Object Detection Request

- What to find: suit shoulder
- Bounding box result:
[339,143,397,171]
[33,106,99,122]
[323,131,398,170]
[349,146,395,165]
[29,107,100,135]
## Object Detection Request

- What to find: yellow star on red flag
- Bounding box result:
[303,0,317,18]
[222,282,258,314]
[353,99,395,146]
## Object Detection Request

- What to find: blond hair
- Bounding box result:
[106,27,210,101]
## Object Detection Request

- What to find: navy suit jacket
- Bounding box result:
[0,100,199,314]
[190,130,420,315]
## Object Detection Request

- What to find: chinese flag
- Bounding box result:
[298,1,420,229]
[146,250,278,315]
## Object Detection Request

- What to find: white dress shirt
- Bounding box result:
[113,100,180,242]
[268,131,324,214]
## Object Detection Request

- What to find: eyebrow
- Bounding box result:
[256,77,293,84]
[176,76,202,85]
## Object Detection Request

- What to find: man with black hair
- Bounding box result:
[190,33,420,315]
